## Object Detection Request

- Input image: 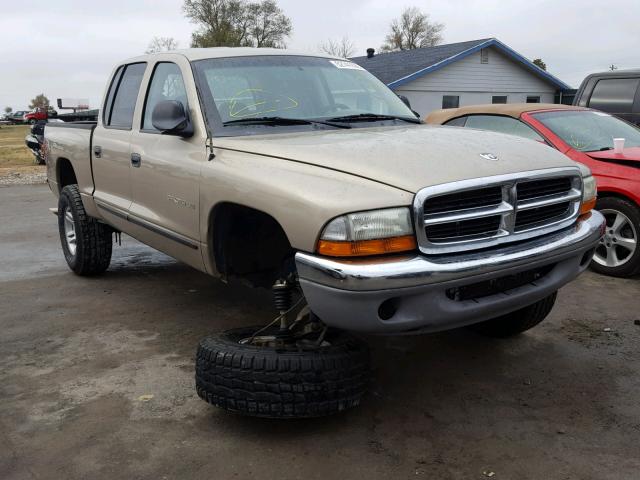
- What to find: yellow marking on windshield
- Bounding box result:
[229,88,299,118]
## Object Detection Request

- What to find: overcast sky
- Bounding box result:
[1,0,638,112]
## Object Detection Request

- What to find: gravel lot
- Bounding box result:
[1,184,639,480]
[0,166,47,186]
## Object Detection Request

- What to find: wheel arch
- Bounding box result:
[208,202,295,287]
[56,157,78,193]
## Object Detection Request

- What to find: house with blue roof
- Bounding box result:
[351,38,570,117]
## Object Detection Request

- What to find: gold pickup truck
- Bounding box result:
[45,48,605,418]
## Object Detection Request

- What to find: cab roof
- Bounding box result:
[426,103,589,124]
[123,47,340,64]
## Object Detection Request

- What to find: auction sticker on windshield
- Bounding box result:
[330,60,365,70]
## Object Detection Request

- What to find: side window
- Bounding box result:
[589,78,640,113]
[102,65,123,125]
[143,63,188,131]
[442,95,459,109]
[526,96,541,103]
[465,115,544,142]
[107,63,147,129]
[492,96,508,104]
[444,116,467,127]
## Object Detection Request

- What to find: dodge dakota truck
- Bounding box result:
[45,48,605,418]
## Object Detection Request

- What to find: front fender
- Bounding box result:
[198,149,413,268]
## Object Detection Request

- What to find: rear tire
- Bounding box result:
[196,326,370,418]
[468,292,557,338]
[58,185,112,275]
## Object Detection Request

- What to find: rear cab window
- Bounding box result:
[452,115,544,142]
[103,62,147,129]
[588,78,639,114]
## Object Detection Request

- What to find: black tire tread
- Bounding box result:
[195,327,370,418]
[58,184,112,275]
[469,292,557,338]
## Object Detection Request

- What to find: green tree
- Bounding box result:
[183,0,292,48]
[29,94,50,110]
[381,7,444,52]
[532,58,547,71]
[4,106,12,114]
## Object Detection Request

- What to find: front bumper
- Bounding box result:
[296,211,605,334]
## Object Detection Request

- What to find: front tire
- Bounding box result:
[468,292,557,338]
[58,185,112,275]
[591,197,640,278]
[196,326,370,418]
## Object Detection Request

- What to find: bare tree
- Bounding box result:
[183,0,292,48]
[146,37,179,54]
[381,7,444,52]
[29,94,50,110]
[319,37,355,58]
[532,58,547,71]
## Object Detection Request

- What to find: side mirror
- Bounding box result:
[151,100,193,137]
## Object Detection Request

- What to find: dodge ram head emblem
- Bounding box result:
[480,153,499,161]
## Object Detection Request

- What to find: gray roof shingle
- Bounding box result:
[351,39,492,85]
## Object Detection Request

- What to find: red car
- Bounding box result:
[23,107,57,124]
[427,104,640,277]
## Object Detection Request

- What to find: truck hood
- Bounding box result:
[213,124,579,193]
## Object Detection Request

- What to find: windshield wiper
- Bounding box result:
[326,113,422,124]
[584,146,614,152]
[223,116,351,129]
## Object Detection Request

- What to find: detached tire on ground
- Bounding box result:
[58,184,113,276]
[468,292,557,338]
[196,326,371,418]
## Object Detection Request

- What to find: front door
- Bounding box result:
[128,59,205,270]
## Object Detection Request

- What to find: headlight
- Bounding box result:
[580,175,597,216]
[318,207,417,257]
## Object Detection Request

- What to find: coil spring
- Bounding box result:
[272,280,293,313]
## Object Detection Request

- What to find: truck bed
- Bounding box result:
[45,121,97,201]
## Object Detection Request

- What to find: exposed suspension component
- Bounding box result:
[272,278,294,315]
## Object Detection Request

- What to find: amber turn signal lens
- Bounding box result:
[579,197,597,216]
[318,235,417,257]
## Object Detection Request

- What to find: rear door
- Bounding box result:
[127,56,206,268]
[92,62,147,218]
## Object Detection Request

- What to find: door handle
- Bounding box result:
[131,153,141,168]
[93,145,102,158]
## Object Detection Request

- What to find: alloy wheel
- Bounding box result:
[63,206,77,256]
[593,208,637,268]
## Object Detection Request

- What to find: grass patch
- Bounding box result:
[0,125,34,167]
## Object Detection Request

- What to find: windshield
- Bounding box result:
[192,55,417,135]
[532,110,640,152]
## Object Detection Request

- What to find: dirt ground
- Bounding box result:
[1,184,640,480]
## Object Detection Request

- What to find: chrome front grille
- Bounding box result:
[414,168,583,254]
